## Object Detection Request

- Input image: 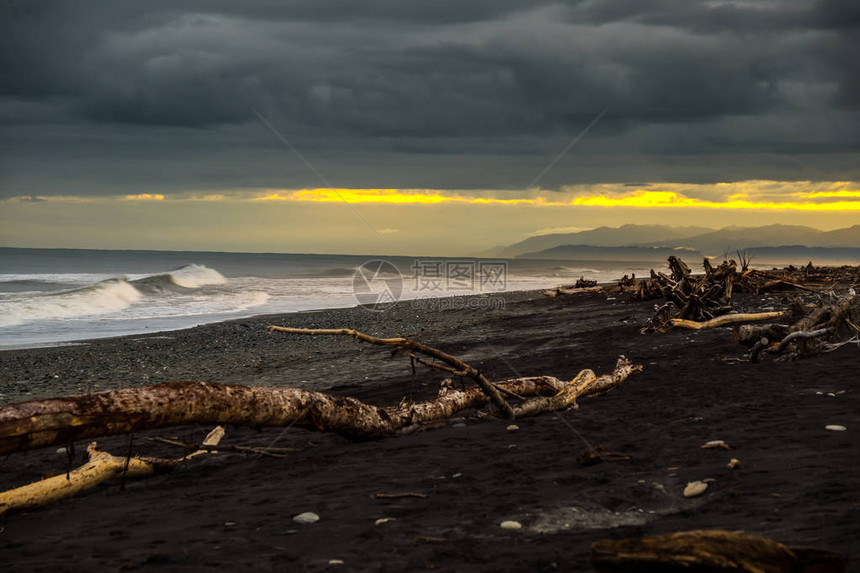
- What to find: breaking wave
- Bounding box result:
[131,264,228,292]
[0,264,256,328]
[0,279,143,327]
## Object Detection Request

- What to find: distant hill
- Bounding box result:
[490,224,714,258]
[656,224,827,255]
[498,223,860,261]
[516,244,703,262]
[819,224,860,245]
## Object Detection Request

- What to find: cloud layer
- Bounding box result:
[1,1,859,198]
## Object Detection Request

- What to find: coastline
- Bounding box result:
[0,289,544,405]
[1,287,858,571]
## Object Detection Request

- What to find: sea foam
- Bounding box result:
[0,264,232,327]
[0,278,143,327]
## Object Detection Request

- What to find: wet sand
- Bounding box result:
[1,289,858,572]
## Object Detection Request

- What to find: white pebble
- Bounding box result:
[500,520,522,530]
[374,518,395,525]
[825,425,847,432]
[506,424,519,431]
[293,512,320,524]
[683,481,708,498]
[329,559,344,565]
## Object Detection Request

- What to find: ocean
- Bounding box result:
[0,248,658,349]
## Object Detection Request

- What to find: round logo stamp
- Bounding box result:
[353,260,402,311]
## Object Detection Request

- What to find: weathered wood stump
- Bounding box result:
[591,530,847,573]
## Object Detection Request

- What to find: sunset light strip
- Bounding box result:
[255,186,860,211]
[570,190,860,211]
[256,189,536,205]
[7,182,859,211]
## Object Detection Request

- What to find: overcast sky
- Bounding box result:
[1,1,858,254]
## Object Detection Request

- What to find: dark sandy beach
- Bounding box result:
[1,289,859,572]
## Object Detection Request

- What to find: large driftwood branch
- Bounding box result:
[0,427,225,516]
[0,358,641,456]
[268,326,516,419]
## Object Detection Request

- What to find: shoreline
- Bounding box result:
[0,288,546,405]
[0,287,539,352]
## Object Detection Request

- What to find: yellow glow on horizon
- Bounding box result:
[251,182,860,211]
[571,189,860,211]
[256,188,537,205]
[125,193,165,201]
[5,180,859,213]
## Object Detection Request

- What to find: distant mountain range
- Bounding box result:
[515,244,705,261]
[487,224,860,264]
[490,224,714,258]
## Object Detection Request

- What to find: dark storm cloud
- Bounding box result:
[0,0,858,197]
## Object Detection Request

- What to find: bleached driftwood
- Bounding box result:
[735,294,857,361]
[0,426,224,516]
[0,329,641,514]
[670,311,786,330]
[0,361,640,456]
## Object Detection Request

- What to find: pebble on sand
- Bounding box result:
[293,512,320,524]
[329,559,344,565]
[683,481,708,498]
[506,424,520,431]
[500,520,523,530]
[825,425,847,431]
[375,518,396,525]
[701,440,732,450]
[726,458,741,469]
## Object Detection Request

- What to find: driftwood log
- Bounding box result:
[734,294,857,361]
[670,311,787,331]
[0,328,641,514]
[591,529,847,573]
[0,426,225,516]
[635,257,858,349]
[640,256,740,332]
[0,358,640,457]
